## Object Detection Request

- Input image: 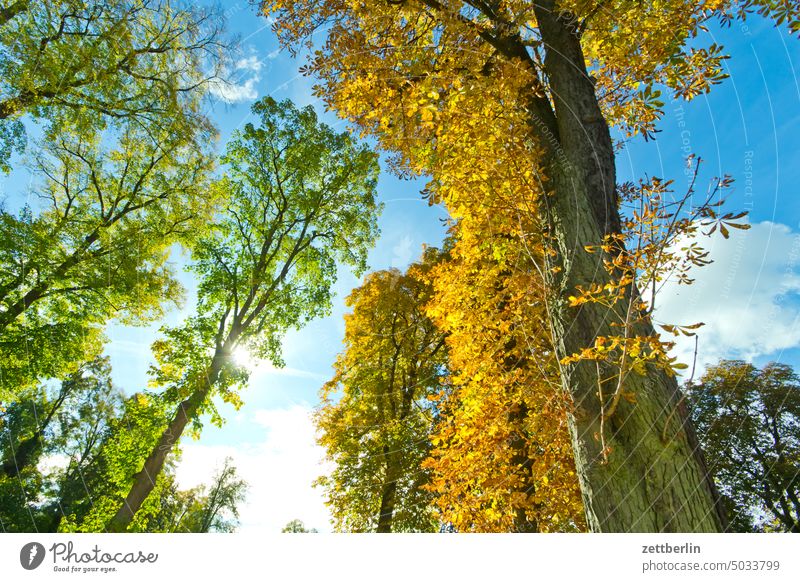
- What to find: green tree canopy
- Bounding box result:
[147,457,248,533]
[105,96,382,532]
[0,121,217,399]
[688,360,800,532]
[0,356,123,532]
[0,0,228,399]
[0,0,225,171]
[0,365,248,533]
[282,519,318,533]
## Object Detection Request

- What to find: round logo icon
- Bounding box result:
[20,542,46,570]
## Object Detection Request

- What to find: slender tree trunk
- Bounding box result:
[105,354,224,532]
[376,444,399,533]
[376,479,397,533]
[529,1,726,532]
[199,464,231,533]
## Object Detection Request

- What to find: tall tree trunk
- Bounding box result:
[376,479,397,533]
[529,1,726,532]
[105,353,224,532]
[376,447,398,533]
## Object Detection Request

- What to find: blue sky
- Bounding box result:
[3,5,799,532]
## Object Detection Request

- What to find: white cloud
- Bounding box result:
[655,220,800,373]
[390,234,414,270]
[235,55,263,72]
[208,77,260,104]
[175,405,331,533]
[208,53,264,104]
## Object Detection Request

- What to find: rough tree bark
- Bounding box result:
[528,0,726,532]
[376,471,397,533]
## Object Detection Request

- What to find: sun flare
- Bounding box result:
[232,346,256,369]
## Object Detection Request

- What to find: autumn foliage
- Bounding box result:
[315,250,447,532]
[261,0,784,531]
[424,216,584,532]
[2,0,797,535]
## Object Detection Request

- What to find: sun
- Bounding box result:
[232,345,257,369]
